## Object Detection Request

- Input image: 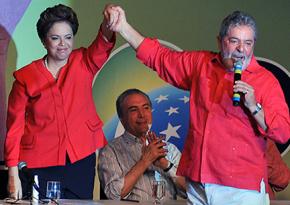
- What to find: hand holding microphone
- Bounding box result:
[232,62,257,110]
[222,57,244,106]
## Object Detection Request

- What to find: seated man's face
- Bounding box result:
[120,93,152,137]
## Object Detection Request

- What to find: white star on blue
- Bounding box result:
[155,95,169,103]
[179,96,189,103]
[160,123,181,141]
[165,106,179,116]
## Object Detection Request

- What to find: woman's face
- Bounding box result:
[44,21,74,62]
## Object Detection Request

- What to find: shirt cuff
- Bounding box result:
[136,38,158,65]
[97,26,116,47]
[5,159,18,168]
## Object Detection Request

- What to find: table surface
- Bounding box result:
[0,199,289,205]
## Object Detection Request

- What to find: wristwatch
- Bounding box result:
[163,162,174,172]
[252,103,262,115]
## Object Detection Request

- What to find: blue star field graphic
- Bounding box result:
[103,85,190,152]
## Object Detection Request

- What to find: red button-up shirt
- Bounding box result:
[136,38,290,191]
[5,30,115,168]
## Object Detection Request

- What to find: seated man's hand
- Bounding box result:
[154,156,170,170]
[141,133,167,166]
[142,132,169,169]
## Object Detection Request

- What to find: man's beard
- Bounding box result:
[221,50,252,70]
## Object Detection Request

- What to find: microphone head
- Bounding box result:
[18,161,27,171]
[234,61,243,72]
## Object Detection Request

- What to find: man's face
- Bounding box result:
[219,25,255,70]
[120,93,152,138]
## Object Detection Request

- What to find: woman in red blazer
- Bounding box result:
[5,4,116,200]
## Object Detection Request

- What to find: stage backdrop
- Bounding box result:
[1,0,289,200]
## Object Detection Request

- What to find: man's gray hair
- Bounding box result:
[116,88,152,119]
[219,10,257,41]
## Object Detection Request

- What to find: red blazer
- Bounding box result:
[5,30,115,168]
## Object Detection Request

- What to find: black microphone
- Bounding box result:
[232,61,243,106]
[18,161,27,171]
[18,161,31,178]
[18,162,45,202]
[18,162,35,198]
[18,162,33,184]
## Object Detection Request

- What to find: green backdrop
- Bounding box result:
[4,0,290,200]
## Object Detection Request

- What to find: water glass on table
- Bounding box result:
[152,180,165,204]
[46,181,61,202]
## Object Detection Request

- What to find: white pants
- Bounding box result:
[186,179,270,205]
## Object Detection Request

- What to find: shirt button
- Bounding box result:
[232,147,236,151]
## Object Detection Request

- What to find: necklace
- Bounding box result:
[44,57,59,79]
[44,57,48,67]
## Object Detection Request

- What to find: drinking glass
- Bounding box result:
[46,181,61,201]
[152,180,165,204]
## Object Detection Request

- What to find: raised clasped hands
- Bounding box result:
[141,131,169,169]
[102,4,127,33]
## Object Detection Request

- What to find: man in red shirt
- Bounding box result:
[103,5,290,205]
